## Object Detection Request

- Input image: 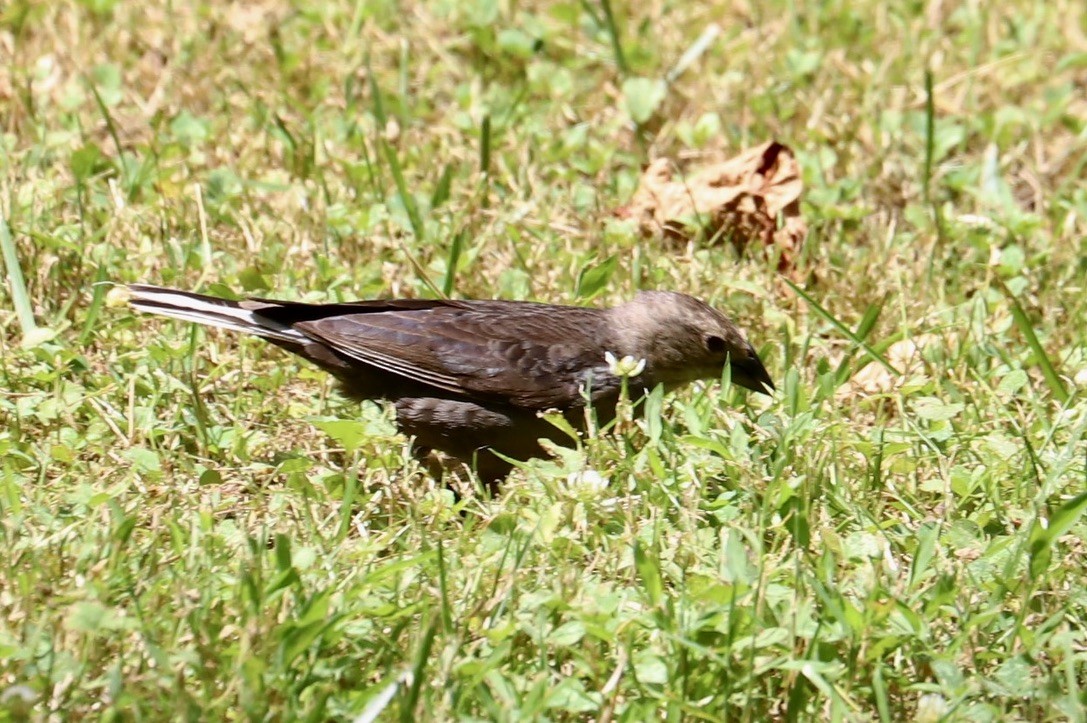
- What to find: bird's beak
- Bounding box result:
[731,352,775,395]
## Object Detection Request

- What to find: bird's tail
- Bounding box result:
[126,284,306,345]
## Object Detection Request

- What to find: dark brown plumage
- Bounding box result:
[127,285,773,482]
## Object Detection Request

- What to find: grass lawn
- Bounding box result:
[2,0,1086,719]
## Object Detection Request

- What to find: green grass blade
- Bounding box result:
[833,294,887,385]
[597,0,629,75]
[368,61,425,242]
[87,79,130,191]
[436,539,454,633]
[1030,491,1087,579]
[785,278,901,375]
[337,461,359,543]
[400,616,438,723]
[1034,490,1087,552]
[80,270,110,346]
[999,280,1069,404]
[923,69,935,203]
[633,540,663,609]
[923,68,947,264]
[441,229,465,298]
[430,163,453,209]
[0,214,36,337]
[479,113,491,179]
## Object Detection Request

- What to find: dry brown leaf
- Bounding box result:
[839,336,940,398]
[616,141,807,272]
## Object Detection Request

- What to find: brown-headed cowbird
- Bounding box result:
[127,285,773,482]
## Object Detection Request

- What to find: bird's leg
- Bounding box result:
[408,444,507,498]
[409,443,442,479]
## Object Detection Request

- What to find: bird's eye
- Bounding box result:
[705,335,727,354]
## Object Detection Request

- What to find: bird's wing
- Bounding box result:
[293,304,616,409]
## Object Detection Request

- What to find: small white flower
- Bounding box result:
[914,693,949,723]
[605,351,646,378]
[567,469,609,495]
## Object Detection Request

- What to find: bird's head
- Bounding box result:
[608,290,775,394]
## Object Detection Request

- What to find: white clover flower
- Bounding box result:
[605,351,646,378]
[567,469,609,495]
[914,693,949,723]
